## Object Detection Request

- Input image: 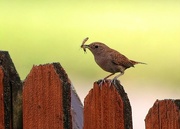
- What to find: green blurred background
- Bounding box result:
[1,1,180,128]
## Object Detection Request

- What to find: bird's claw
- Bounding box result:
[110,79,116,86]
[97,79,113,88]
[97,79,106,87]
[111,79,121,86]
[97,79,121,89]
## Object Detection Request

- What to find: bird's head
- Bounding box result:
[83,42,110,56]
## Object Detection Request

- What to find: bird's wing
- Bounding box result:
[110,50,134,68]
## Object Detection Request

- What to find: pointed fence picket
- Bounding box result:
[0,51,179,129]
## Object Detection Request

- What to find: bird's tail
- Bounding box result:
[130,60,147,65]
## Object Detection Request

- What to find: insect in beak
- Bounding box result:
[81,37,89,53]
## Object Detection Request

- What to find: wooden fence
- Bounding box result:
[0,51,179,129]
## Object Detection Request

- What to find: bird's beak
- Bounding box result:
[82,45,89,48]
[81,44,89,53]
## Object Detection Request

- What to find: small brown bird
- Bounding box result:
[81,37,146,81]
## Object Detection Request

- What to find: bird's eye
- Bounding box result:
[95,45,98,48]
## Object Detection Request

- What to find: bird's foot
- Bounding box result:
[97,79,113,89]
[109,78,121,86]
[97,79,106,87]
[108,79,116,87]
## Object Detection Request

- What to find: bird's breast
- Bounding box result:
[94,55,118,73]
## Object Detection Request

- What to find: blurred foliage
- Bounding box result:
[0,1,180,87]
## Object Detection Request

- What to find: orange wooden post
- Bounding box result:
[145,99,180,129]
[23,63,72,129]
[83,80,132,129]
[0,51,22,129]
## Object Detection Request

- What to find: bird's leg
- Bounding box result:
[104,73,115,80]
[110,72,124,86]
[97,73,115,86]
[113,72,124,80]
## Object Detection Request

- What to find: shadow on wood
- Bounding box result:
[0,51,22,129]
[0,68,5,129]
[83,80,133,129]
